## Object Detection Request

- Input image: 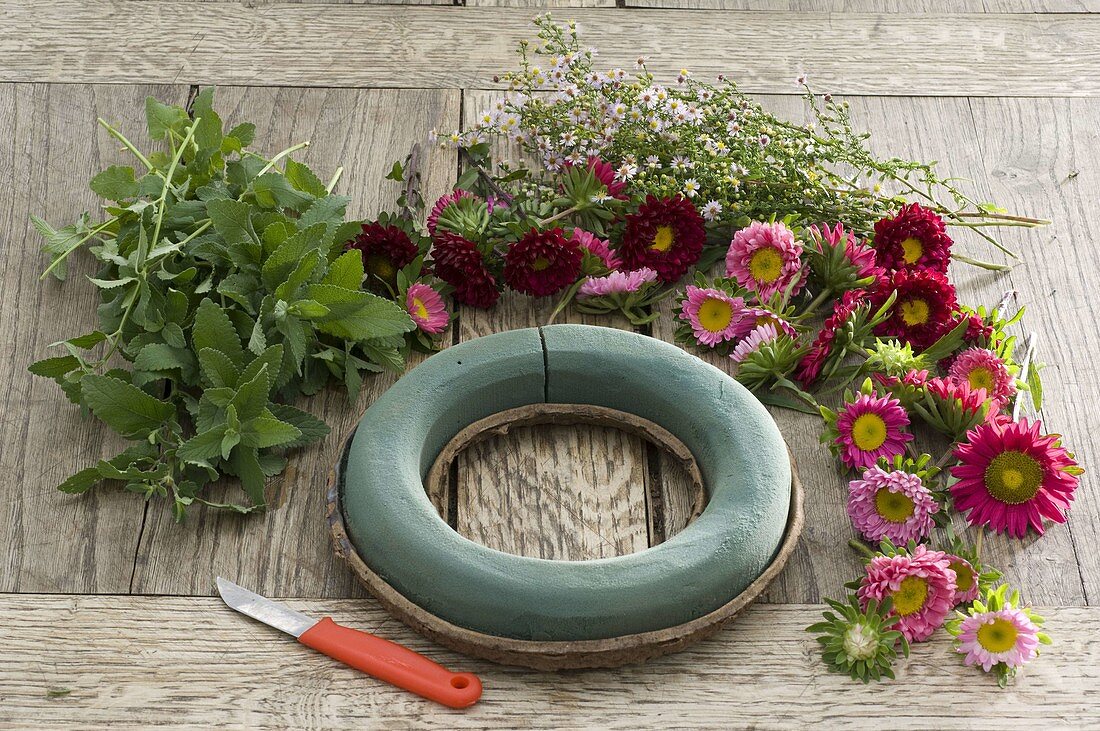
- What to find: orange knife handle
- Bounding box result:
[298,618,481,708]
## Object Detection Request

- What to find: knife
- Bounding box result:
[215,577,482,709]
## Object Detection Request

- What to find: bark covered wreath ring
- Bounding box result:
[337,324,794,645]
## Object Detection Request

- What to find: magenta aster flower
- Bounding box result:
[405,283,449,334]
[949,347,1016,408]
[571,227,622,270]
[834,393,914,470]
[946,555,980,605]
[426,189,473,238]
[730,324,780,364]
[725,221,805,301]
[679,286,748,347]
[951,417,1081,538]
[503,227,583,297]
[858,544,957,643]
[847,466,938,544]
[955,607,1041,672]
[577,268,657,298]
[737,307,798,339]
[873,202,953,273]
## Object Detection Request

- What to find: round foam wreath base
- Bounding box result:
[326,403,803,671]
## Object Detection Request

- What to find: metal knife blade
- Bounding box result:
[216,577,317,637]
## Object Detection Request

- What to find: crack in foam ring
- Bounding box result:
[338,324,793,645]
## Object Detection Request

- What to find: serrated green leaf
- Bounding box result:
[240,414,302,449]
[267,403,330,448]
[176,425,227,464]
[299,194,351,231]
[28,355,81,380]
[308,284,415,341]
[57,466,102,494]
[145,96,188,140]
[251,172,315,211]
[206,198,258,247]
[230,365,270,421]
[90,165,140,201]
[33,214,89,281]
[228,446,266,506]
[192,298,245,367]
[80,374,174,439]
[261,223,326,292]
[225,122,255,148]
[285,159,328,197]
[275,249,321,302]
[134,342,196,375]
[239,344,283,396]
[88,276,136,290]
[323,250,364,289]
[287,299,330,319]
[198,347,239,389]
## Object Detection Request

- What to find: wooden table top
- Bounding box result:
[2,1,1098,728]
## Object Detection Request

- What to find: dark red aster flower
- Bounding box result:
[503,228,582,297]
[346,222,419,295]
[871,268,958,351]
[873,203,953,273]
[619,194,706,283]
[431,232,501,309]
[566,156,626,199]
[796,289,866,386]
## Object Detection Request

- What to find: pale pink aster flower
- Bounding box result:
[858,544,957,643]
[948,347,1017,408]
[847,466,938,544]
[726,221,805,300]
[571,228,622,270]
[678,286,747,347]
[405,283,449,334]
[577,268,658,298]
[730,324,780,364]
[955,608,1042,672]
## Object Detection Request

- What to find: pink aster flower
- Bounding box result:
[730,324,780,364]
[858,544,957,643]
[679,286,748,347]
[572,227,622,270]
[834,393,914,470]
[427,189,473,237]
[405,283,449,334]
[949,347,1016,408]
[725,221,805,301]
[946,555,981,605]
[955,607,1041,672]
[847,466,938,544]
[737,306,798,339]
[577,268,658,298]
[951,417,1081,538]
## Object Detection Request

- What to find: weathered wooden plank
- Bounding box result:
[453,90,651,559]
[962,96,1100,603]
[0,83,190,593]
[6,4,1100,96]
[1,594,1095,729]
[128,86,461,598]
[626,0,1100,12]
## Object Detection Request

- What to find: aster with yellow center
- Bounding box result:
[833,393,914,470]
[872,202,954,273]
[847,466,938,543]
[678,285,746,347]
[870,268,957,350]
[858,544,957,643]
[946,555,980,604]
[948,347,1017,407]
[953,606,1043,673]
[725,220,805,300]
[951,417,1081,538]
[620,194,706,283]
[404,283,449,335]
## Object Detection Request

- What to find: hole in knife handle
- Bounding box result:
[450,676,471,689]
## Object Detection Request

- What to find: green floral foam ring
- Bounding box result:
[340,325,791,641]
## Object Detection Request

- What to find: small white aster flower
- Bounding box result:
[615,163,637,182]
[759,134,771,147]
[635,55,648,69]
[683,178,700,197]
[701,200,723,221]
[645,154,661,169]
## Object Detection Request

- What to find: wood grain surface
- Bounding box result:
[2,594,1096,729]
[6,3,1100,95]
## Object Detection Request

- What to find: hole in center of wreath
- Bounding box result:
[438,422,701,560]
